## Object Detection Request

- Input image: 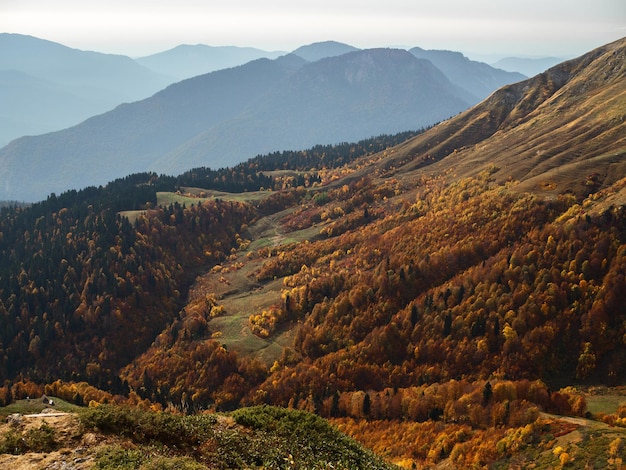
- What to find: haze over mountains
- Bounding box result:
[0,38,525,202]
[150,48,477,175]
[408,47,526,102]
[492,56,564,78]
[0,34,291,148]
[0,34,561,151]
[135,44,285,81]
[0,33,173,146]
[133,40,359,81]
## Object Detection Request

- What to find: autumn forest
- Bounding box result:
[2,37,626,468]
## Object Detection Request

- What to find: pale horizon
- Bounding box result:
[2,0,625,61]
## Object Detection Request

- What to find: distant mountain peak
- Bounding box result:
[410,46,466,60]
[291,41,360,62]
[135,44,285,80]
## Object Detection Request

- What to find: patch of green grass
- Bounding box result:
[157,189,270,207]
[208,287,297,366]
[193,188,271,203]
[210,314,267,353]
[586,394,626,416]
[118,210,146,224]
[157,192,202,207]
[0,397,80,416]
[247,235,279,250]
[575,430,615,469]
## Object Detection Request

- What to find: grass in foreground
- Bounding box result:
[78,404,396,469]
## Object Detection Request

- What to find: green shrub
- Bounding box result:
[0,430,27,454]
[81,404,396,469]
[230,405,395,469]
[139,456,208,470]
[24,422,57,452]
[95,445,145,470]
[0,422,57,454]
[95,446,210,470]
[79,405,215,449]
[313,191,330,206]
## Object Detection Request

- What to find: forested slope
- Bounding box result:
[0,133,411,391]
[0,179,253,391]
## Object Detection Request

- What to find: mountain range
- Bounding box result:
[0,34,292,148]
[133,41,360,80]
[4,35,560,153]
[0,40,524,202]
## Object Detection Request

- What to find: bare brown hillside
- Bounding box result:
[379,36,626,199]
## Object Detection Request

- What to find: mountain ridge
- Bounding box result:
[0,46,518,202]
[0,57,294,201]
[409,46,526,101]
[135,43,285,81]
[291,40,360,61]
[152,48,472,173]
[373,36,626,199]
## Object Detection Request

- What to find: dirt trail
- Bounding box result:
[245,210,289,249]
[20,412,68,419]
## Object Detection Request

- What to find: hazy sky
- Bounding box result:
[2,0,625,59]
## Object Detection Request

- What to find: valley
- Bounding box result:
[179,197,336,366]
